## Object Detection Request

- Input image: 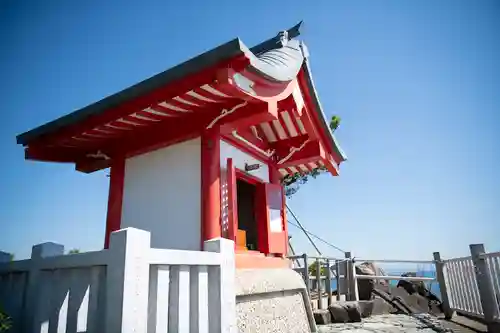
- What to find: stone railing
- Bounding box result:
[0,227,236,333]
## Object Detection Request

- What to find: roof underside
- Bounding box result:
[16,22,346,176]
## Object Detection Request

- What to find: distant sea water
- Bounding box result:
[330,269,442,299]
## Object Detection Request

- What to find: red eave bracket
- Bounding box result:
[218,101,278,133]
[276,140,326,168]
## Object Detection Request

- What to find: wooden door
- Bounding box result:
[262,183,287,255]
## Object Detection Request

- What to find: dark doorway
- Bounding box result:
[236,178,258,251]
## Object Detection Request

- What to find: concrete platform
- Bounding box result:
[235,268,317,333]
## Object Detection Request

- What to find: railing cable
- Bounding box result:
[286,204,347,255]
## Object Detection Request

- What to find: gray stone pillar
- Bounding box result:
[433,252,454,319]
[316,258,323,309]
[326,258,332,307]
[470,244,500,333]
[23,241,65,332]
[105,227,151,333]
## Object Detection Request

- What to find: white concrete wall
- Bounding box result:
[219,139,269,236]
[121,138,201,251]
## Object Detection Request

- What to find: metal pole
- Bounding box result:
[470,244,500,333]
[335,260,340,301]
[316,258,323,309]
[326,258,332,307]
[303,253,310,294]
[345,252,352,301]
[433,252,454,319]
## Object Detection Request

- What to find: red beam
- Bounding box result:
[219,101,278,133]
[277,141,326,168]
[104,158,125,249]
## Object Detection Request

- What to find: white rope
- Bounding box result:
[277,139,310,165]
[231,130,275,157]
[206,101,248,129]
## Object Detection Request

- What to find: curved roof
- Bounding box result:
[16,22,346,173]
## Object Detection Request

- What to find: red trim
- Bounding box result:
[104,158,125,248]
[201,131,221,248]
[235,169,262,186]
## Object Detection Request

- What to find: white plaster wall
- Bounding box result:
[219,139,269,235]
[121,138,201,250]
[219,140,269,182]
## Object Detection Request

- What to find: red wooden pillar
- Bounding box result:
[201,130,221,247]
[104,158,125,249]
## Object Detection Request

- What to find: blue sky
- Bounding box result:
[1,0,499,262]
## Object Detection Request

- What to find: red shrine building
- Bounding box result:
[16,23,346,268]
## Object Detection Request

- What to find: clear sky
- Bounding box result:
[1,0,499,261]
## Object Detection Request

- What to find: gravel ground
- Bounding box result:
[317,314,456,333]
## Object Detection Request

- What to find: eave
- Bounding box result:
[16,22,346,177]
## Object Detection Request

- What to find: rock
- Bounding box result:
[313,309,331,325]
[344,303,362,322]
[354,262,389,300]
[356,300,374,318]
[328,304,349,323]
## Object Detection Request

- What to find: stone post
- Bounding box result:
[24,242,65,332]
[470,244,500,333]
[335,260,341,301]
[326,258,333,306]
[316,258,323,309]
[342,252,359,302]
[433,252,454,319]
[105,227,151,333]
[205,237,236,333]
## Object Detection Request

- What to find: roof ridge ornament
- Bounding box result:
[278,30,289,47]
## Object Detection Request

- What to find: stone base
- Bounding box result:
[235,268,317,333]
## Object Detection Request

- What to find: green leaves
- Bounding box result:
[68,249,80,254]
[308,262,328,276]
[281,166,327,197]
[0,306,12,332]
[330,115,341,132]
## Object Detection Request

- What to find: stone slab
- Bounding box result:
[235,268,316,333]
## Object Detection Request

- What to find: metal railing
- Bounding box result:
[289,243,500,332]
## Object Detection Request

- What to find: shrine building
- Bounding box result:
[16,23,346,269]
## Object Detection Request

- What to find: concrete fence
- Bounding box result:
[0,227,236,333]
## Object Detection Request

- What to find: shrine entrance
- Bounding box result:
[236,178,258,251]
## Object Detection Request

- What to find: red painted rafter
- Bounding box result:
[26,55,250,149]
